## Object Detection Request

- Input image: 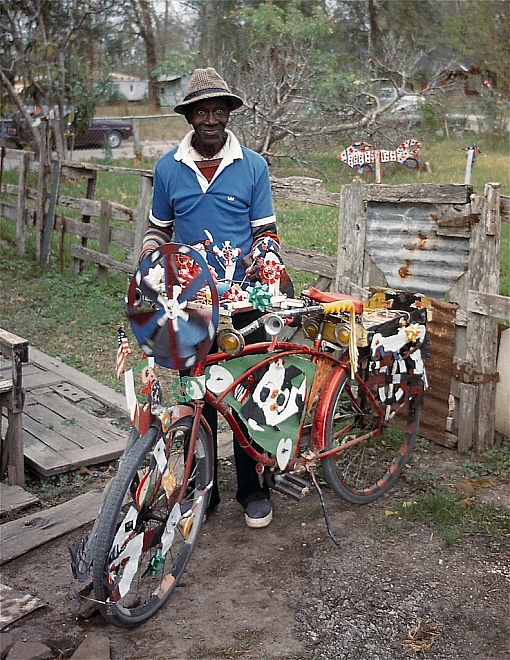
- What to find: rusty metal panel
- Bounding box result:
[420,299,458,445]
[365,202,471,299]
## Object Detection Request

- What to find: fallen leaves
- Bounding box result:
[402,620,440,652]
[454,478,493,494]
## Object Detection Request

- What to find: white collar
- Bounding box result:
[174,130,243,190]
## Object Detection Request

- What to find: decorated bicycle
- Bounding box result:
[70,241,430,628]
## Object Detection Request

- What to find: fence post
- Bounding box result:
[459,182,501,453]
[134,174,153,263]
[17,152,29,256]
[41,159,61,264]
[98,199,112,283]
[335,183,365,292]
[35,122,49,261]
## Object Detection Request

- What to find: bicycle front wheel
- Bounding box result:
[92,418,213,627]
[320,367,421,504]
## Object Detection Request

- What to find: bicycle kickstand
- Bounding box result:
[307,465,339,546]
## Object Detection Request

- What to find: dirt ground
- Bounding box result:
[2,443,509,660]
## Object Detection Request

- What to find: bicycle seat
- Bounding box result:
[302,287,364,315]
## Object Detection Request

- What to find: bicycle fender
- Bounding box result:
[167,404,214,448]
[311,366,347,452]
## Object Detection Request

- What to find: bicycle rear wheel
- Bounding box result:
[92,418,213,627]
[320,365,421,504]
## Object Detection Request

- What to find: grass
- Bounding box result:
[369,437,510,549]
[399,491,509,548]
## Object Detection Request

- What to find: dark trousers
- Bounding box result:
[204,308,270,511]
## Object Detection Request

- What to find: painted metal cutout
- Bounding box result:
[206,354,316,455]
[338,140,421,174]
[276,437,293,470]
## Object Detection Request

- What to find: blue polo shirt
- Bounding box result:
[150,131,276,286]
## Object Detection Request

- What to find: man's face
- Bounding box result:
[188,99,230,155]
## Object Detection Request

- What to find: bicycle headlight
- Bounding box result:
[302,316,321,340]
[217,328,245,356]
[334,323,351,346]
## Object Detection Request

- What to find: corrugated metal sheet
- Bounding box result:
[365,202,471,299]
[418,299,458,445]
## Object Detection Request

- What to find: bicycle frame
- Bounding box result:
[171,337,387,476]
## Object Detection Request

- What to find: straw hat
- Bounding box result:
[174,67,243,115]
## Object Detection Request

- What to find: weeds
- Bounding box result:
[399,491,510,547]
[461,438,510,480]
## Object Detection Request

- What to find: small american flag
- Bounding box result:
[116,325,132,379]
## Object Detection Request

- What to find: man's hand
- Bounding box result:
[242,236,280,282]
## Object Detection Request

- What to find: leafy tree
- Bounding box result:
[127,0,159,105]
[441,0,510,95]
[0,0,121,156]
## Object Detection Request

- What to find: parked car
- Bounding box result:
[0,107,133,150]
[384,95,426,129]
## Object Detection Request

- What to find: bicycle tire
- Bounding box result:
[320,366,421,504]
[92,418,213,627]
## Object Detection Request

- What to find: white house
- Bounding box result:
[111,74,148,102]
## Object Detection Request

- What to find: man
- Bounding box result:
[140,67,291,529]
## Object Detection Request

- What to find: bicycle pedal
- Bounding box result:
[273,473,310,500]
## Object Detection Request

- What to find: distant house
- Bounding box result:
[158,74,191,108]
[438,59,493,107]
[111,74,148,102]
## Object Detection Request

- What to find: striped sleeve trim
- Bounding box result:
[149,210,174,228]
[250,215,276,228]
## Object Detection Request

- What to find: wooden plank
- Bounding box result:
[27,389,126,441]
[22,429,76,475]
[69,244,133,274]
[55,215,135,248]
[463,184,501,452]
[500,194,509,221]
[336,183,366,288]
[280,244,336,279]
[271,176,340,207]
[364,183,472,205]
[0,379,13,393]
[134,174,153,257]
[458,383,476,452]
[467,290,510,322]
[0,583,44,629]
[60,159,152,177]
[29,349,127,411]
[56,194,134,222]
[98,200,112,282]
[22,424,126,476]
[0,483,38,515]
[0,489,105,564]
[0,329,29,362]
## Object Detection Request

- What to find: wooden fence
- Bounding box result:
[1,146,509,453]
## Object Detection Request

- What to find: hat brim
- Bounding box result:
[174,91,243,115]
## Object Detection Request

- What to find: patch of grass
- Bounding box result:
[0,234,128,390]
[399,491,510,547]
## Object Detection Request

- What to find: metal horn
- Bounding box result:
[264,314,284,336]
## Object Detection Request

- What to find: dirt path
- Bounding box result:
[1,445,509,660]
